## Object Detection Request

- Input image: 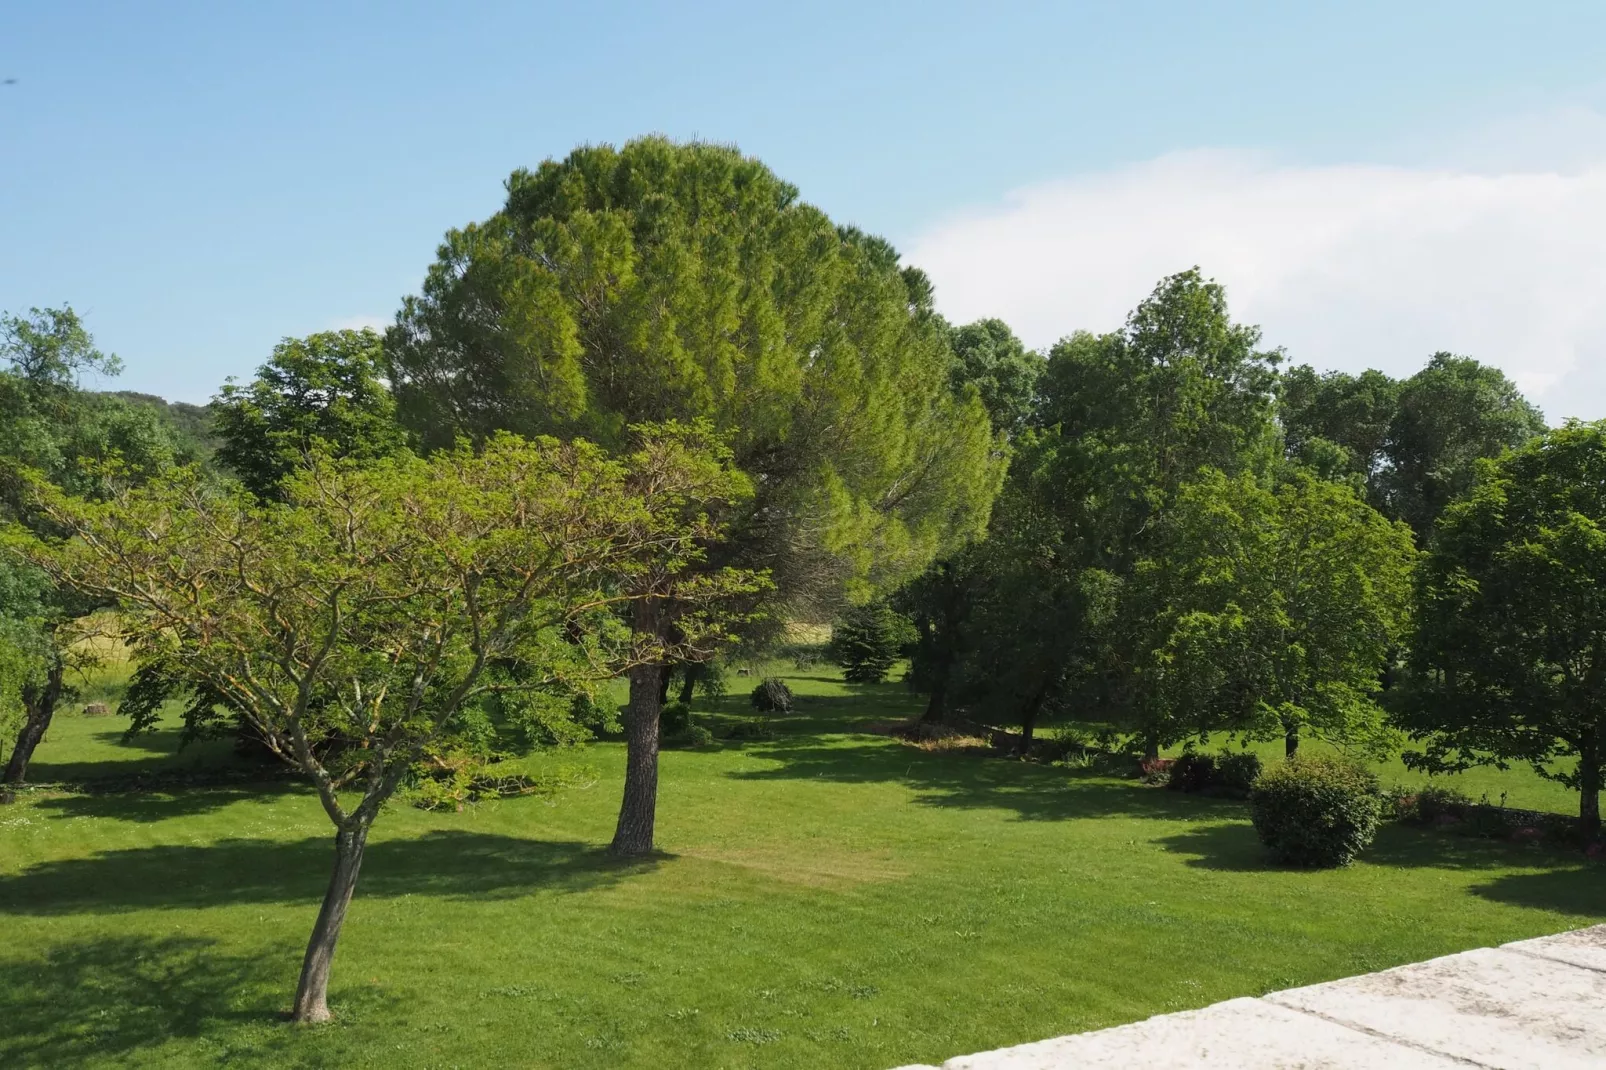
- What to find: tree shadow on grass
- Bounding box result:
[0,831,660,916]
[0,933,295,1069]
[1468,868,1606,918]
[1156,821,1606,918]
[31,780,305,823]
[726,732,1245,823]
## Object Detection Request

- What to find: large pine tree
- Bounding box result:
[385,138,1003,853]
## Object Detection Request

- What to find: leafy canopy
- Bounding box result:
[23,429,761,821]
[212,328,406,499]
[1158,468,1416,754]
[1403,420,1606,831]
[385,137,1002,611]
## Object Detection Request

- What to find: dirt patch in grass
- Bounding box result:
[676,844,910,888]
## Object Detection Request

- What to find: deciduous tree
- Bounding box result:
[0,306,178,784]
[212,328,406,500]
[21,431,755,1022]
[1403,421,1606,836]
[1161,469,1416,756]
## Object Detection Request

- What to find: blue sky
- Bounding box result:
[4,2,1606,414]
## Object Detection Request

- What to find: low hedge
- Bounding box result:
[1166,749,1262,798]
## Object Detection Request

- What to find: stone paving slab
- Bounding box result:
[1502,922,1606,974]
[1267,945,1606,1070]
[939,997,1468,1069]
[889,924,1606,1070]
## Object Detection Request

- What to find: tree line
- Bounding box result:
[1,135,1602,1020]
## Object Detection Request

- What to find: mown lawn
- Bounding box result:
[1,667,1601,1069]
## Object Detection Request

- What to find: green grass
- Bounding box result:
[1,667,1601,1069]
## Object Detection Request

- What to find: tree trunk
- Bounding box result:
[291,821,370,1024]
[610,662,664,857]
[1284,729,1299,758]
[1580,752,1602,841]
[676,664,698,707]
[920,680,946,724]
[2,657,65,786]
[656,663,673,709]
[1019,685,1047,750]
[1142,730,1160,762]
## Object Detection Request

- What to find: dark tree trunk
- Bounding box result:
[291,821,370,1024]
[1019,685,1047,750]
[920,680,946,724]
[1580,751,1601,840]
[2,657,66,787]
[1142,731,1160,762]
[1285,729,1300,758]
[656,663,673,709]
[610,662,664,857]
[677,664,698,707]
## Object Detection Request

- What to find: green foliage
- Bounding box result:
[0,305,122,389]
[1213,750,1264,796]
[894,545,1002,723]
[1250,756,1382,867]
[1404,785,1473,823]
[29,431,755,802]
[386,137,1003,617]
[725,716,776,740]
[1164,749,1261,798]
[212,329,406,499]
[1378,354,1545,539]
[570,690,622,736]
[948,318,1042,436]
[660,700,712,747]
[749,677,793,714]
[1403,419,1606,833]
[0,305,185,783]
[1282,355,1545,541]
[660,701,693,736]
[105,392,218,466]
[826,602,913,684]
[1280,365,1399,488]
[1157,468,1416,754]
[977,271,1284,750]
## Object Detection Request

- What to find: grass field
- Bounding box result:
[1,665,1601,1068]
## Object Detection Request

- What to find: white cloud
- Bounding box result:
[328,315,390,333]
[908,147,1606,422]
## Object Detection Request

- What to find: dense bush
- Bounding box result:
[1214,751,1263,796]
[1166,751,1217,793]
[1250,756,1382,867]
[1411,785,1472,823]
[750,677,794,714]
[660,701,713,748]
[571,691,622,735]
[826,602,914,683]
[667,724,714,747]
[1165,749,1262,798]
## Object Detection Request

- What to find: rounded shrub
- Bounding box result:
[749,677,794,714]
[1250,756,1382,868]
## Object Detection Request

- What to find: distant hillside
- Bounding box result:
[103,390,219,462]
